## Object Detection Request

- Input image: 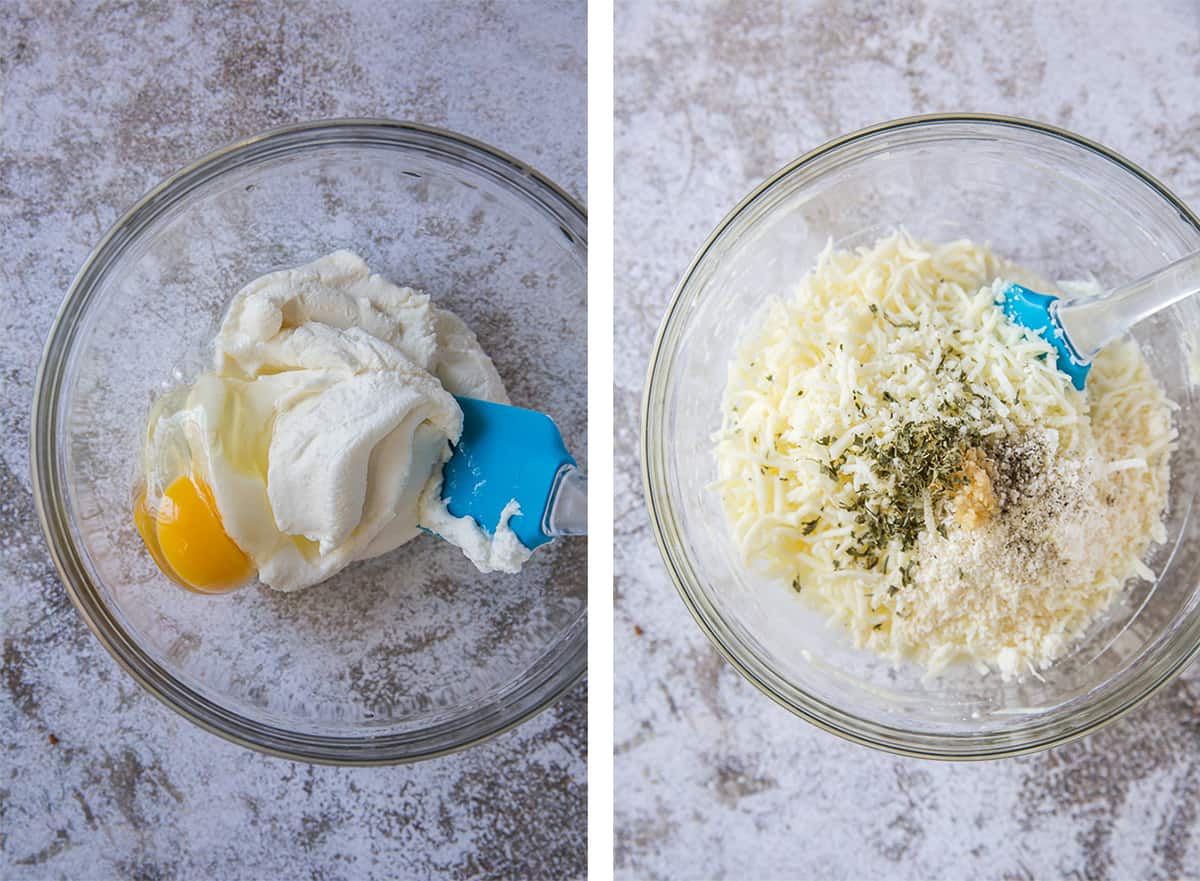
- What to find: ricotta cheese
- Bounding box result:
[142,250,531,592]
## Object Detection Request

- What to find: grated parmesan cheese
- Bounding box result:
[714,231,1175,679]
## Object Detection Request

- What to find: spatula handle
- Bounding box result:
[543,464,587,536]
[1057,249,1200,358]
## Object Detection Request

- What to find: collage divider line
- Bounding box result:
[586,0,616,877]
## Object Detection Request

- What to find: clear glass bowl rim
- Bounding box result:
[641,112,1200,760]
[31,118,587,765]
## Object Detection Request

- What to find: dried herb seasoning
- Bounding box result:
[824,392,992,575]
[883,313,918,330]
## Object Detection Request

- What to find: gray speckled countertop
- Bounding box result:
[615,2,1200,879]
[0,2,584,879]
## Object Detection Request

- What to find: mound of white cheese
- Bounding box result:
[144,250,531,592]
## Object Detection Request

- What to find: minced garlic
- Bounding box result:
[953,448,998,530]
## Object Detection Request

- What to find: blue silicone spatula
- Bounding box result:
[435,396,586,550]
[1000,249,1200,390]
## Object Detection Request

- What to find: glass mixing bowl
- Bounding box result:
[643,114,1200,759]
[32,120,587,764]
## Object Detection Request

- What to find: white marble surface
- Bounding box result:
[0,2,584,879]
[615,2,1200,879]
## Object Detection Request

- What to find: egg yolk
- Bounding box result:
[134,475,254,594]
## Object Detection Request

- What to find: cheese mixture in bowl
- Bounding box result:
[643,115,1200,757]
[34,121,586,763]
[135,250,530,595]
[715,232,1175,679]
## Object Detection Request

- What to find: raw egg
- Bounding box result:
[134,374,273,594]
[135,475,254,594]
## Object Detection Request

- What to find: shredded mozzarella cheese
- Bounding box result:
[714,232,1175,679]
